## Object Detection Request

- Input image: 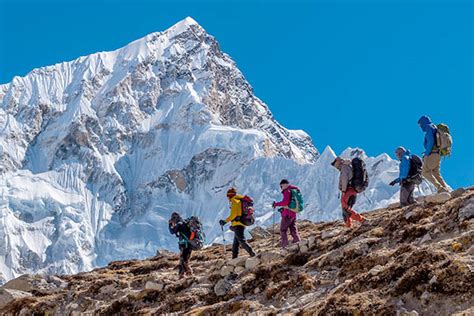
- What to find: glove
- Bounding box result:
[389,180,397,186]
[219,219,226,226]
[272,201,276,208]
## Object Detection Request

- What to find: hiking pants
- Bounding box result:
[280,215,301,248]
[400,181,416,207]
[341,187,364,227]
[422,153,449,193]
[231,225,255,259]
[179,246,192,275]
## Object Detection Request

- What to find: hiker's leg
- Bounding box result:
[232,230,240,259]
[342,209,352,227]
[183,247,192,274]
[179,247,186,275]
[237,226,255,256]
[289,217,300,243]
[280,216,290,248]
[400,183,409,206]
[422,154,443,191]
[431,154,449,192]
[406,182,416,204]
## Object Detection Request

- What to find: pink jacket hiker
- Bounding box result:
[274,185,299,219]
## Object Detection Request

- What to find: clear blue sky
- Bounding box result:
[0,0,472,188]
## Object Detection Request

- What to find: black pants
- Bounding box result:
[179,246,192,275]
[231,225,255,259]
[400,181,416,207]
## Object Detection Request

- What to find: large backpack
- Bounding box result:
[350,157,369,193]
[407,154,423,185]
[184,216,205,250]
[287,188,304,213]
[236,196,255,226]
[436,123,452,157]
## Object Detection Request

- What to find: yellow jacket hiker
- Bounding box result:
[219,188,256,259]
[225,194,245,227]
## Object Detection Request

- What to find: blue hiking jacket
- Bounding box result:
[418,115,437,156]
[394,150,412,183]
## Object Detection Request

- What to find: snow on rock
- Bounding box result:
[0,17,435,282]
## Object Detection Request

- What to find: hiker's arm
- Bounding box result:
[424,129,435,155]
[169,222,178,234]
[274,189,291,207]
[340,166,350,192]
[396,156,410,182]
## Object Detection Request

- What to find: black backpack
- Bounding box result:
[350,157,369,193]
[184,216,205,250]
[407,154,423,184]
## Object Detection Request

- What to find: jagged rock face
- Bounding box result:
[0,17,434,282]
[1,190,472,315]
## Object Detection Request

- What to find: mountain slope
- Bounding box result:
[0,17,433,282]
[1,189,472,315]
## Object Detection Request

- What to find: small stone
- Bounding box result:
[234,266,245,274]
[228,257,247,267]
[145,281,164,291]
[429,276,437,285]
[259,251,282,262]
[405,211,416,220]
[220,265,235,277]
[425,192,451,204]
[245,257,260,270]
[300,245,309,253]
[451,187,466,198]
[308,236,316,248]
[214,278,232,296]
[458,199,474,221]
[420,233,432,244]
[420,291,430,301]
[254,287,261,294]
[288,243,299,252]
[369,265,384,276]
[321,229,341,240]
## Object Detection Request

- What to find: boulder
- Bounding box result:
[425,192,451,204]
[228,257,247,267]
[220,265,235,277]
[245,257,260,270]
[321,229,341,240]
[214,278,232,296]
[145,281,164,291]
[0,288,32,308]
[458,199,474,221]
[259,251,282,262]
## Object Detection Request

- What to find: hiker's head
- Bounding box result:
[280,179,289,190]
[417,115,432,131]
[331,157,343,170]
[226,187,237,200]
[170,212,181,224]
[394,146,406,160]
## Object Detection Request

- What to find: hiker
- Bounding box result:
[272,179,301,249]
[168,212,193,277]
[219,188,256,259]
[389,147,422,207]
[418,115,450,193]
[331,157,366,228]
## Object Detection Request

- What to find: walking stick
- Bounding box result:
[272,209,276,246]
[363,192,373,204]
[221,224,226,254]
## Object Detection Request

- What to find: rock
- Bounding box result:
[370,227,385,237]
[245,257,260,270]
[259,251,282,262]
[420,291,430,301]
[369,265,384,276]
[300,245,309,253]
[308,236,316,248]
[220,265,235,277]
[425,192,451,204]
[145,281,164,291]
[321,229,341,240]
[234,266,245,274]
[2,274,36,292]
[254,287,260,294]
[214,278,232,296]
[458,199,474,221]
[405,211,416,220]
[0,288,32,308]
[100,284,118,295]
[388,203,400,209]
[429,275,437,285]
[451,187,466,198]
[288,243,299,252]
[228,257,247,267]
[420,233,432,244]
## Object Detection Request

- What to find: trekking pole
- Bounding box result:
[221,224,226,254]
[272,209,276,246]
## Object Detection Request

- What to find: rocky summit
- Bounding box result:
[1,189,472,315]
